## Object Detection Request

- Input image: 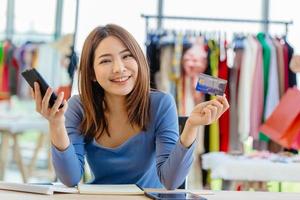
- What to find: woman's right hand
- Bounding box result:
[32,82,68,124]
[32,82,70,151]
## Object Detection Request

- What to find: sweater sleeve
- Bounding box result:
[51,96,85,187]
[155,93,196,190]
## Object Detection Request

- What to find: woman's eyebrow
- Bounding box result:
[98,49,129,59]
[98,53,111,59]
[119,49,130,54]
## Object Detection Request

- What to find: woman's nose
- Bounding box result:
[112,57,125,73]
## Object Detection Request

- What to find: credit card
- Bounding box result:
[195,73,227,96]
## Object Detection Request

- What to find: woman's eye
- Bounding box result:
[123,54,133,59]
[99,59,111,64]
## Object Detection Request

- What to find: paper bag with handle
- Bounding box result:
[259,87,300,149]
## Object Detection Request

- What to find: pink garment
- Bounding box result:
[250,37,264,139]
[273,39,285,97]
[182,36,207,111]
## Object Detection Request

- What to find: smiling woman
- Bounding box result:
[94,38,138,97]
[31,24,229,190]
[78,25,150,139]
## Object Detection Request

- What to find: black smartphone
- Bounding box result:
[21,68,64,108]
[145,192,207,200]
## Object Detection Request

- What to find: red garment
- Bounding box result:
[282,42,289,91]
[1,41,20,95]
[1,43,9,93]
[218,40,230,152]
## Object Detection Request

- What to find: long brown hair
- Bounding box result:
[78,24,150,140]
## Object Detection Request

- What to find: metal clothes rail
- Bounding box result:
[141,14,293,35]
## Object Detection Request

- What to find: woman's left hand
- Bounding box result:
[180,95,229,148]
[186,95,229,128]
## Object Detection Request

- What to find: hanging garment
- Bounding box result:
[229,36,244,151]
[249,36,264,140]
[273,38,285,97]
[218,39,230,152]
[264,36,282,152]
[238,36,257,141]
[157,44,173,93]
[284,39,297,87]
[1,42,10,94]
[170,33,183,109]
[6,42,19,95]
[67,47,78,82]
[264,36,280,120]
[207,39,220,152]
[146,33,161,89]
[156,32,176,93]
[257,33,271,142]
[17,43,38,99]
[282,41,290,91]
[0,43,4,94]
[1,41,19,96]
[182,36,207,115]
[202,40,213,187]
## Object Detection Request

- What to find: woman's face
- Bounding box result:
[93,36,138,97]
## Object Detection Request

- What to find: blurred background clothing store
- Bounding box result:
[0,0,300,193]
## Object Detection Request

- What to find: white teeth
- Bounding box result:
[112,76,129,82]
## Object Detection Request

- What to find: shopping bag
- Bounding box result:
[259,87,300,149]
[291,129,300,149]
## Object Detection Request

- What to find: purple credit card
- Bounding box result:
[196,73,227,96]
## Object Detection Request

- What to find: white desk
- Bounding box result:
[202,152,300,182]
[202,152,300,190]
[0,114,48,133]
[1,189,300,200]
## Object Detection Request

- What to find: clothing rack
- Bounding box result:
[141,14,293,35]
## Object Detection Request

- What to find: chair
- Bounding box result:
[178,116,188,189]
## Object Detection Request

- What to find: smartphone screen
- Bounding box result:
[145,192,207,200]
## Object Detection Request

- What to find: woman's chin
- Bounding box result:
[108,88,134,97]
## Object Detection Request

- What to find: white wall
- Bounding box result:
[163,0,262,34]
[0,0,7,33]
[75,0,157,53]
[268,0,300,87]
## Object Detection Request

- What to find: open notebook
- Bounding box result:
[0,181,144,195]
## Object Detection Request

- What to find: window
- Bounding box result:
[14,0,56,41]
[0,0,7,39]
[61,0,77,35]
